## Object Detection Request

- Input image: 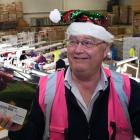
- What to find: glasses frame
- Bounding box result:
[66,39,105,48]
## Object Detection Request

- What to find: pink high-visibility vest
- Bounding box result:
[39,68,133,140]
[104,68,133,140]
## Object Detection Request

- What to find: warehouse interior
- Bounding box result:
[0,0,140,139]
[0,0,139,79]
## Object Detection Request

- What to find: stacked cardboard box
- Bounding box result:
[15,2,23,20]
[132,0,140,34]
[9,12,17,21]
[8,2,23,21]
[112,5,120,24]
[119,6,129,24]
[30,16,68,27]
[40,26,67,41]
[110,5,132,25]
[133,11,140,34]
[132,0,140,11]
[0,12,8,22]
[128,6,132,24]
[107,13,116,26]
[6,3,16,11]
[0,2,23,23]
[15,2,23,12]
[108,26,125,35]
[107,26,133,37]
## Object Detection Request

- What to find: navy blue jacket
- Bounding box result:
[9,78,140,140]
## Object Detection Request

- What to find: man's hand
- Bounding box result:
[0,71,22,131]
[0,71,13,90]
[0,114,23,131]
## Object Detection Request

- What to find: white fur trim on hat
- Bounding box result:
[66,22,114,43]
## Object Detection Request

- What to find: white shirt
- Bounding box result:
[64,67,108,121]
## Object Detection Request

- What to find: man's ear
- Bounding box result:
[103,44,111,59]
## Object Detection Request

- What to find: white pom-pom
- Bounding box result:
[49,9,61,23]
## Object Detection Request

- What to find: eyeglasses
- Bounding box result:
[66,39,105,48]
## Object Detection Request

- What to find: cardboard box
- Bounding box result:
[108,26,125,35]
[45,26,66,41]
[15,2,23,12]
[107,13,117,25]
[132,0,140,11]
[0,4,6,12]
[0,12,8,22]
[112,5,120,24]
[133,19,140,26]
[119,6,129,24]
[128,7,132,24]
[112,5,120,15]
[6,3,16,12]
[16,12,23,19]
[9,13,17,21]
[125,27,133,35]
[134,13,140,20]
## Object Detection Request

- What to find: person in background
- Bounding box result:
[34,52,47,70]
[111,44,117,60]
[129,46,136,63]
[19,50,28,67]
[55,53,66,71]
[30,50,37,58]
[0,13,140,140]
[129,46,136,58]
[53,48,61,62]
[19,50,27,61]
[49,53,55,63]
[16,50,22,66]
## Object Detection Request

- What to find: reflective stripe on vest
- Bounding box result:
[39,70,68,140]
[105,68,133,140]
[40,72,57,140]
[39,69,133,140]
[111,70,131,128]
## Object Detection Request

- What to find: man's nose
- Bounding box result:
[74,42,84,52]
